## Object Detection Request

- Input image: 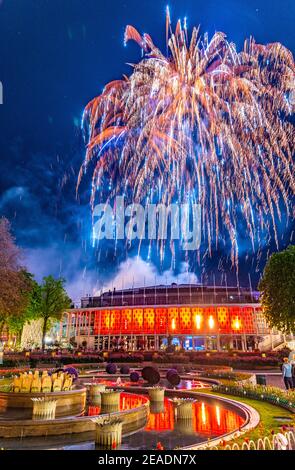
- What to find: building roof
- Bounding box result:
[80,284,259,308]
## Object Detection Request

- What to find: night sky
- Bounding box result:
[0,0,294,301]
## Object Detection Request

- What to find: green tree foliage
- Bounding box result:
[6,274,41,339]
[0,218,33,333]
[36,276,71,350]
[0,219,72,346]
[259,245,295,332]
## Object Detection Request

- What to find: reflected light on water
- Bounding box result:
[201,402,207,425]
[87,393,148,416]
[145,398,244,436]
[216,405,221,427]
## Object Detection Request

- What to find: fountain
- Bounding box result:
[12,370,73,394]
[148,387,165,402]
[98,389,122,413]
[92,417,123,449]
[172,398,197,419]
[0,370,86,420]
[89,383,106,402]
[31,398,58,420]
[150,402,165,414]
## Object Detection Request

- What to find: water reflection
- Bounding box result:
[87,392,147,416]
[0,391,245,450]
[83,378,211,390]
[145,398,244,436]
[121,397,244,450]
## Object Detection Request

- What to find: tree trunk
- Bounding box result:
[0,320,4,336]
[42,317,48,351]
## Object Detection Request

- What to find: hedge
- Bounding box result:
[213,383,295,412]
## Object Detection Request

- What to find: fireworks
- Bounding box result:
[79,9,295,268]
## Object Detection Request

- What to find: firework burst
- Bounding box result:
[79,9,295,268]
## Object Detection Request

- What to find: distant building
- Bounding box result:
[57,284,284,352]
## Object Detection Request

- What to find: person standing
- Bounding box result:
[292,361,295,389]
[282,357,293,390]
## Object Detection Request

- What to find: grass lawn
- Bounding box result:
[192,388,295,447]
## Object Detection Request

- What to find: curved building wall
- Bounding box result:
[60,302,271,352]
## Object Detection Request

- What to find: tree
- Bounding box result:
[0,218,33,333]
[258,245,295,333]
[37,276,71,350]
[6,274,41,341]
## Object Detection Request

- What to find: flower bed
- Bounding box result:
[107,353,144,363]
[1,349,287,369]
[1,354,104,369]
[153,352,280,369]
[213,382,295,412]
[0,367,30,378]
[153,354,190,364]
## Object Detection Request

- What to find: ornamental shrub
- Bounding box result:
[64,366,79,380]
[106,363,117,374]
[166,369,181,386]
[120,365,130,375]
[108,353,144,363]
[130,371,140,383]
[142,366,160,385]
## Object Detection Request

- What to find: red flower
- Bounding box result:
[112,441,117,449]
[156,442,164,450]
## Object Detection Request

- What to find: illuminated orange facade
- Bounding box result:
[88,305,258,335]
[60,285,271,351]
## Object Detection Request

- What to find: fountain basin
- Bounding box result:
[0,385,86,418]
[0,392,149,439]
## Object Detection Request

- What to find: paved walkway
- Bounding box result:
[264,374,286,389]
[236,370,287,389]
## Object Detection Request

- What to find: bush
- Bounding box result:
[63,366,79,380]
[130,371,140,383]
[153,354,189,364]
[0,367,30,377]
[120,365,130,375]
[152,351,280,369]
[108,353,144,363]
[142,366,160,385]
[3,359,28,368]
[213,383,295,412]
[166,368,178,377]
[142,352,154,361]
[106,363,117,374]
[166,369,181,386]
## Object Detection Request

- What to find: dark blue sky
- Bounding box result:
[0,0,294,300]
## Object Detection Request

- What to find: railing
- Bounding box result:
[258,334,285,352]
[81,292,258,308]
[197,430,295,450]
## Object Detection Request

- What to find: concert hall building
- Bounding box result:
[59,284,280,352]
